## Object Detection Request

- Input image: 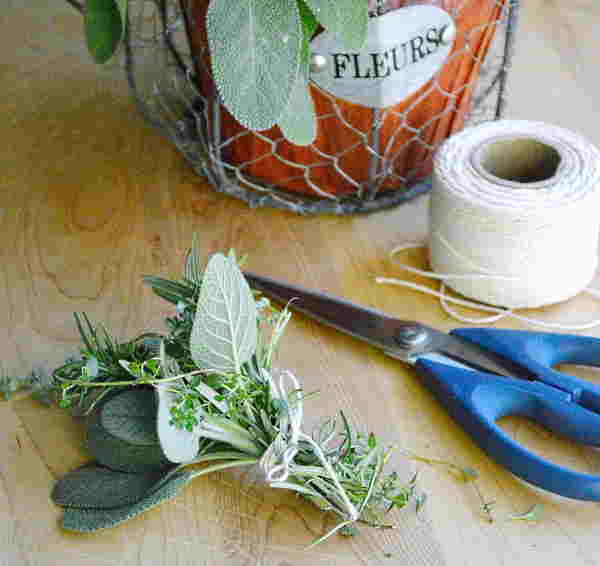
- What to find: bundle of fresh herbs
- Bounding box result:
[50,237,416,544]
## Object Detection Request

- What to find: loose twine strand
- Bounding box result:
[376,242,600,331]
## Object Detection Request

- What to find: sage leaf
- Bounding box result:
[84,0,123,64]
[304,0,368,50]
[278,47,316,146]
[155,342,200,463]
[185,233,203,286]
[190,253,257,373]
[207,0,303,130]
[87,389,170,473]
[61,471,192,532]
[52,464,170,509]
[100,388,159,446]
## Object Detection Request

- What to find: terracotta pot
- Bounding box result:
[182,0,506,197]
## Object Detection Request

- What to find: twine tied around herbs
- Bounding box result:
[259,369,359,522]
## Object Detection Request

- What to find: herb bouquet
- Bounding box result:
[50,238,416,544]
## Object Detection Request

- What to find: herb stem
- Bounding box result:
[188,458,258,480]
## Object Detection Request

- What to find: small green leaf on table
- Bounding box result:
[84,0,124,64]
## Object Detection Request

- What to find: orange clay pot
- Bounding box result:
[181,0,506,197]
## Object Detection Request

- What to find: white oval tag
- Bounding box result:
[309,6,456,108]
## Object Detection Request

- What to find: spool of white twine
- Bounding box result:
[430,119,600,309]
[376,120,600,329]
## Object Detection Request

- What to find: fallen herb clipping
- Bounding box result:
[49,239,417,545]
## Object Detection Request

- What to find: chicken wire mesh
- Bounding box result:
[124,0,520,215]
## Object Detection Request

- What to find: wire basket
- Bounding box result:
[125,0,519,215]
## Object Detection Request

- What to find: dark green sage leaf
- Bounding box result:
[100,388,159,446]
[61,471,192,532]
[52,464,171,509]
[87,389,171,473]
[84,0,123,64]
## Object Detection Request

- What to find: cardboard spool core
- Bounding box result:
[474,137,562,188]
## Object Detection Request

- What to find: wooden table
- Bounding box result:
[3,1,600,565]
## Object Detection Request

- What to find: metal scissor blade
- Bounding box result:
[244,272,404,352]
[245,272,522,379]
[430,333,524,380]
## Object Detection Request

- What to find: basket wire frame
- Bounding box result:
[124,0,520,215]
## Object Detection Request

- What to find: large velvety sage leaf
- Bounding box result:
[61,471,192,532]
[207,0,303,131]
[84,0,123,64]
[52,464,170,509]
[100,388,159,446]
[87,390,171,473]
[190,253,257,373]
[304,0,369,50]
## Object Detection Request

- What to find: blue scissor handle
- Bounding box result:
[452,328,600,414]
[414,328,600,500]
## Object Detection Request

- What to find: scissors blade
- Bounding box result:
[245,272,522,379]
[245,272,403,352]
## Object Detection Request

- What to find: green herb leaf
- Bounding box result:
[52,464,171,509]
[207,0,303,130]
[61,471,192,532]
[185,233,203,286]
[84,0,123,64]
[303,0,368,50]
[510,503,544,522]
[298,0,319,38]
[277,48,316,146]
[87,390,171,473]
[190,253,258,374]
[100,388,159,446]
[155,354,201,463]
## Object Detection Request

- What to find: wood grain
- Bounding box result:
[3,1,600,565]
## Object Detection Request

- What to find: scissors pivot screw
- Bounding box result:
[395,325,429,348]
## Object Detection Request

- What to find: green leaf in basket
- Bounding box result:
[61,471,192,532]
[190,253,258,374]
[207,0,303,131]
[278,35,316,146]
[84,0,124,64]
[52,464,173,509]
[100,388,159,446]
[303,0,369,50]
[298,0,319,39]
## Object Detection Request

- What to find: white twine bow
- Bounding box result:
[258,369,359,523]
[259,369,303,483]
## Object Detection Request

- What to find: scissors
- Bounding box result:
[244,272,600,501]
